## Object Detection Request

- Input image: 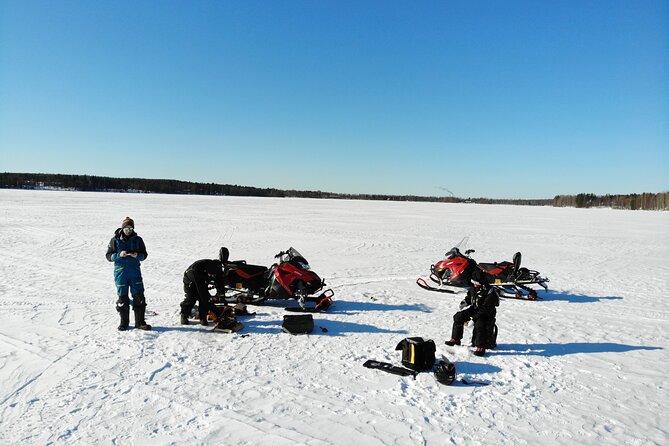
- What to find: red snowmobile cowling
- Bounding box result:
[269,248,324,299]
[430,248,476,287]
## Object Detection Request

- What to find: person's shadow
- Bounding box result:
[490,342,661,357]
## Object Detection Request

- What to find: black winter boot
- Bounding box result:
[117,297,130,331]
[133,294,152,330]
[180,313,189,325]
[134,308,152,330]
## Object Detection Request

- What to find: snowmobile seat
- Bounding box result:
[478,261,514,276]
[226,263,269,285]
[219,247,230,264]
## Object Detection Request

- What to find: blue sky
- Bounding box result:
[1,0,666,199]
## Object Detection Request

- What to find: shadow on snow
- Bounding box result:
[490,342,661,357]
[150,318,409,337]
[239,318,410,336]
[323,299,433,314]
[539,291,624,303]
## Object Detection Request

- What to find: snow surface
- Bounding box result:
[0,189,667,446]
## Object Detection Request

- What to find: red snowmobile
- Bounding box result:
[416,238,549,299]
[216,247,334,310]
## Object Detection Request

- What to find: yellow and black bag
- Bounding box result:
[395,337,436,372]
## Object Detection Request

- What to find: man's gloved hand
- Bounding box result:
[459,300,470,310]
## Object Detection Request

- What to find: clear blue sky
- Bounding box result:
[1,0,666,199]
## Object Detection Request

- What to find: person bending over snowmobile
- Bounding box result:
[180,259,232,326]
[445,269,499,356]
[105,217,152,331]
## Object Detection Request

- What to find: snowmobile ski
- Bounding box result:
[363,360,418,378]
[285,295,334,313]
[416,277,457,294]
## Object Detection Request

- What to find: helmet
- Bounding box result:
[470,268,490,287]
[434,359,456,385]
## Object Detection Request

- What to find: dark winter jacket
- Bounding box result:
[464,285,499,322]
[183,259,226,301]
[106,228,147,282]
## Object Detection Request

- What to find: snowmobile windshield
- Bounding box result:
[446,237,469,258]
[284,247,311,270]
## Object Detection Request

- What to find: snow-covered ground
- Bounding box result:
[1,189,667,445]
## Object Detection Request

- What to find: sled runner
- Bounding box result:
[212,319,244,333]
[416,237,549,300]
[184,309,243,333]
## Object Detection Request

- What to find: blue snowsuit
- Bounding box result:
[106,228,147,309]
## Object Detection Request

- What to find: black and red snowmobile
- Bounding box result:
[416,238,549,300]
[215,246,334,310]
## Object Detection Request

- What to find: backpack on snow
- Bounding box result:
[282,314,314,334]
[395,337,436,372]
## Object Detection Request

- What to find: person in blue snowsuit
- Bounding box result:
[105,217,151,331]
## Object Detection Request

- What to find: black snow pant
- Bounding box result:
[450,307,497,349]
[180,283,221,323]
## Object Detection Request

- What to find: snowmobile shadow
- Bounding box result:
[149,326,229,333]
[541,291,624,303]
[326,300,432,315]
[237,318,409,336]
[490,342,661,357]
[312,319,409,336]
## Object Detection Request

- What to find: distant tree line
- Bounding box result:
[1,172,666,209]
[0,172,462,202]
[553,192,669,210]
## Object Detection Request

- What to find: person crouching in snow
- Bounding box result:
[445,269,499,356]
[180,259,232,326]
[105,217,152,331]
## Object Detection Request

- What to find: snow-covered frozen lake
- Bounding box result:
[1,189,667,445]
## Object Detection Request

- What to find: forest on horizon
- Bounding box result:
[1,172,667,210]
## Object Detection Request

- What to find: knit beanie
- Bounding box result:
[121,217,135,228]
